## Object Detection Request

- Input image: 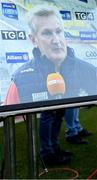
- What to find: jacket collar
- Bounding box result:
[32,47,74,72]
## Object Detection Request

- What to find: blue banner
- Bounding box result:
[1,3,18,19]
[80,31,97,40]
[6,52,29,63]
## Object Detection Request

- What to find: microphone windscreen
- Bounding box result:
[47,73,66,96]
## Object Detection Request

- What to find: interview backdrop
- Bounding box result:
[0,0,97,115]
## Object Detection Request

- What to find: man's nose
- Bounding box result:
[52,32,60,43]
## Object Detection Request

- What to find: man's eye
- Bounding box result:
[56,29,62,34]
[42,31,52,36]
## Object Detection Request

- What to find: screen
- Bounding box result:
[0,0,97,116]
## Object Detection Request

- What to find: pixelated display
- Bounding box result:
[0,0,97,115]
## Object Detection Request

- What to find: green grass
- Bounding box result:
[0,106,97,179]
[60,106,97,179]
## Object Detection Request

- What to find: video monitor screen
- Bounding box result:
[0,0,97,116]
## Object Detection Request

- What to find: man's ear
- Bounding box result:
[28,34,37,46]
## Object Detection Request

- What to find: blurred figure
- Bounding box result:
[65,108,92,144]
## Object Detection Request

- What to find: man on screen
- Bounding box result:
[5,4,97,166]
[5,6,97,103]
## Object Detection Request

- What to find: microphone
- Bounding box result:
[47,73,66,99]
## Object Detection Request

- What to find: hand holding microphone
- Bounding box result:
[47,73,66,99]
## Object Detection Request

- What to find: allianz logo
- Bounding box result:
[85,50,97,58]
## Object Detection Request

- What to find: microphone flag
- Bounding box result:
[47,73,66,97]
